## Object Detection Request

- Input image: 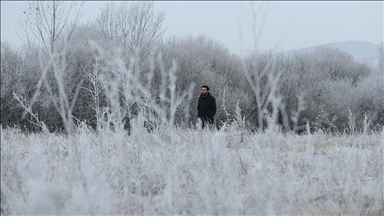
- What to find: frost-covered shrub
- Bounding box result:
[4,10,383,133]
[1,42,24,127]
[313,111,338,134]
[311,46,371,83]
[278,46,378,132]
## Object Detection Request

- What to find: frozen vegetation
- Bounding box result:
[1,1,384,214]
[1,124,383,215]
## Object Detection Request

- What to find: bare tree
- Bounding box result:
[18,1,83,53]
[241,50,288,131]
[16,1,84,134]
[377,42,384,74]
[95,1,165,59]
[96,2,117,41]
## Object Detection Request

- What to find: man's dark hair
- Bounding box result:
[202,85,210,91]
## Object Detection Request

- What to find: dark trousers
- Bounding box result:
[199,117,214,129]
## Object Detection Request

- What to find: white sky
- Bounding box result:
[1,1,383,55]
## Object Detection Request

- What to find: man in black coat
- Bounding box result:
[197,85,217,128]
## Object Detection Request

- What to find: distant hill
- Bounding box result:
[285,41,380,68]
[286,40,379,58]
[319,41,379,58]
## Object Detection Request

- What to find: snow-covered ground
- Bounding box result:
[1,124,383,215]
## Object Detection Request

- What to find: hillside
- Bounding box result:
[286,41,380,58]
[321,40,379,58]
[285,41,381,68]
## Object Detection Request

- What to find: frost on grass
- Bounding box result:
[1,125,383,215]
[3,1,383,215]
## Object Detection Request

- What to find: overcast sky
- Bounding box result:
[1,1,383,55]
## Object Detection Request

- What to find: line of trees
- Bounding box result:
[1,1,383,134]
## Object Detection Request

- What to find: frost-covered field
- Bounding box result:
[2,1,383,215]
[1,124,383,215]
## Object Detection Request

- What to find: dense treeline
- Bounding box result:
[1,1,383,133]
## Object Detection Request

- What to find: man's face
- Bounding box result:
[201,87,208,96]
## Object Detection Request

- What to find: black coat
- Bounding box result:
[197,93,217,120]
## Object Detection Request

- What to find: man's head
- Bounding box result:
[201,85,209,97]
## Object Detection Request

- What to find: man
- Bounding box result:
[197,85,217,128]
